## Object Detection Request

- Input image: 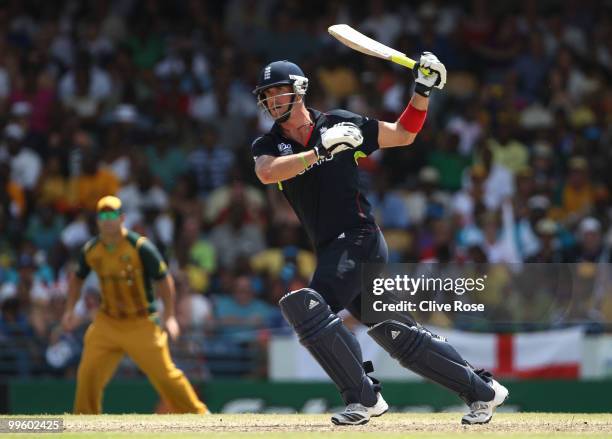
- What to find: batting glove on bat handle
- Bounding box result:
[412,52,447,97]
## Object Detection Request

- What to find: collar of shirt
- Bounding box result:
[271,108,323,147]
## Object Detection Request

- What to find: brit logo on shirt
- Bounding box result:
[277,143,293,156]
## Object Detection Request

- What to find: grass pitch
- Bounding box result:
[2,413,612,438]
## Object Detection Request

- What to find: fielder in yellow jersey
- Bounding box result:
[62,195,208,415]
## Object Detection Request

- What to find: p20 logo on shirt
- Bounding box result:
[277,143,293,156]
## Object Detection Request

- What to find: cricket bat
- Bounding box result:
[328,24,431,75]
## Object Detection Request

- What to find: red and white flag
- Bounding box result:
[436,326,584,379]
[271,326,584,380]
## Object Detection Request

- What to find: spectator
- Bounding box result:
[513,33,550,102]
[70,154,120,211]
[212,275,274,344]
[25,206,65,256]
[60,213,93,253]
[0,297,32,342]
[175,271,213,331]
[2,123,42,190]
[473,15,521,79]
[488,121,529,175]
[317,56,360,104]
[9,66,56,135]
[35,156,70,212]
[368,171,410,229]
[188,125,235,196]
[125,20,164,71]
[58,51,112,104]
[188,72,257,149]
[169,174,203,232]
[0,162,26,219]
[0,47,11,104]
[146,127,188,192]
[80,20,114,64]
[210,200,265,268]
[453,165,490,226]
[464,143,515,210]
[61,66,103,125]
[205,177,265,225]
[480,202,521,263]
[118,168,169,227]
[562,156,594,223]
[255,10,316,63]
[176,216,216,276]
[526,219,564,263]
[250,226,315,282]
[565,217,611,263]
[428,133,473,191]
[359,0,402,46]
[446,107,484,156]
[0,297,35,376]
[405,167,451,225]
[530,142,559,194]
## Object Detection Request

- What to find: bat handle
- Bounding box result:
[390,54,432,76]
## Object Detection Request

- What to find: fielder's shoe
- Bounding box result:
[461,377,509,425]
[331,392,389,426]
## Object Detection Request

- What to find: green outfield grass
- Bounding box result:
[1,413,612,438]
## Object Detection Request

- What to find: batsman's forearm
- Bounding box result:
[396,94,429,143]
[256,150,319,184]
[157,275,176,317]
[379,94,430,148]
[66,273,84,312]
[410,93,429,111]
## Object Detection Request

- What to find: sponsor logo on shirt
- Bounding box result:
[298,154,334,175]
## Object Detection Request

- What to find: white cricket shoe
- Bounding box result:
[461,378,509,425]
[331,392,388,426]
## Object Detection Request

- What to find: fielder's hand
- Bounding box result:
[413,52,447,97]
[164,315,181,341]
[315,122,363,158]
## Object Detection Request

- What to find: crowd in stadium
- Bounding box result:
[0,0,611,378]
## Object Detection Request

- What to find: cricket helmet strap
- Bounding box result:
[253,60,308,122]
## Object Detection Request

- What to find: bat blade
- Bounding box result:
[328,24,420,72]
[328,24,405,60]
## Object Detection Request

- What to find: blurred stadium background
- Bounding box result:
[0,0,611,415]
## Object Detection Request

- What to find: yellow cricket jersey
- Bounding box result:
[76,229,168,319]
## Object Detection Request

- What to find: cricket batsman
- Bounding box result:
[251,55,508,425]
[62,196,208,414]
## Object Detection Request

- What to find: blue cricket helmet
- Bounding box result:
[252,60,308,96]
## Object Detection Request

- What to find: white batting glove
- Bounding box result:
[315,122,363,158]
[413,51,447,97]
